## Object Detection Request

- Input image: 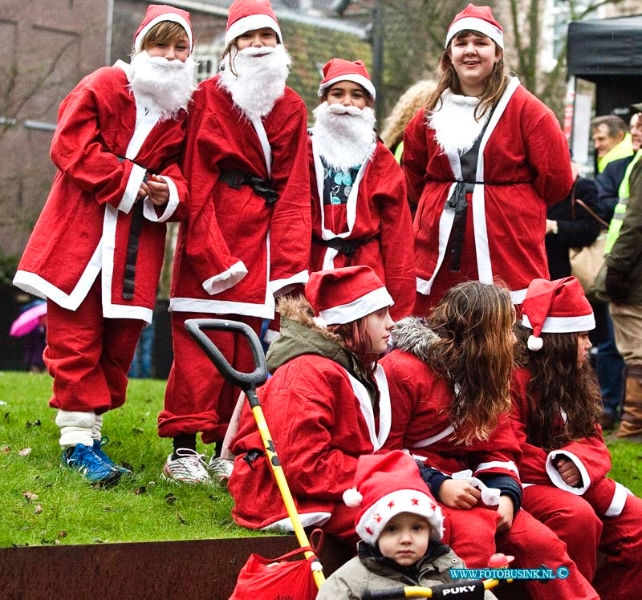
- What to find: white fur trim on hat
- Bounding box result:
[446,16,504,49]
[521,314,596,336]
[356,489,444,544]
[318,287,394,326]
[225,14,282,46]
[318,74,376,100]
[135,14,194,54]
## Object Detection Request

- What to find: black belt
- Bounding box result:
[313,233,380,259]
[119,157,149,300]
[445,182,469,273]
[123,200,145,300]
[219,169,278,205]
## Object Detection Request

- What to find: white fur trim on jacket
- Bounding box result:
[347,364,391,451]
[546,450,591,495]
[452,469,500,507]
[605,482,630,518]
[201,261,249,295]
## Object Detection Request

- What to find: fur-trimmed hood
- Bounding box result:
[391,316,440,364]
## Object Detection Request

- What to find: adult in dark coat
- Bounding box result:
[545,166,601,280]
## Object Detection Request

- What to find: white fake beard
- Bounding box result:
[128,51,197,120]
[219,44,290,121]
[312,102,377,170]
[429,89,489,156]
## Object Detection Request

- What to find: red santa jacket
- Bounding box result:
[403,78,573,306]
[228,306,391,531]
[510,366,630,517]
[14,62,187,322]
[382,350,520,483]
[309,138,416,320]
[170,75,311,319]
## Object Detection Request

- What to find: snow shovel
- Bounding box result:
[184,318,325,590]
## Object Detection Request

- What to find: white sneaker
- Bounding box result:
[162,448,211,484]
[209,456,234,483]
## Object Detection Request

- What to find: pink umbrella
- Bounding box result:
[10,302,47,337]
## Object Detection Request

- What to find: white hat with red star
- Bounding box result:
[343,450,444,544]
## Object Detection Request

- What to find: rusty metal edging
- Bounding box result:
[0,535,354,600]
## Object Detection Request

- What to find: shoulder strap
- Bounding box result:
[569,177,578,221]
[575,197,609,229]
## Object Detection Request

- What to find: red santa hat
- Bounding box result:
[305,265,393,326]
[317,58,376,100]
[445,3,504,49]
[134,4,194,54]
[521,277,595,351]
[343,451,444,545]
[225,0,282,46]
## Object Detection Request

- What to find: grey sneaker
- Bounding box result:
[162,448,211,484]
[209,456,234,483]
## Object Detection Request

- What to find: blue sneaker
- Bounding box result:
[93,438,132,475]
[63,444,121,485]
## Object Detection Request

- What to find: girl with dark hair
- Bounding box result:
[512,276,642,600]
[403,4,573,314]
[381,280,598,600]
[228,266,394,544]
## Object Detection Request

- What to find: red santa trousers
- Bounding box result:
[45,278,144,414]
[442,505,598,600]
[160,312,262,444]
[592,493,642,600]
[522,485,602,582]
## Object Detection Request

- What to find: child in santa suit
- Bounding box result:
[512,276,642,600]
[13,4,195,485]
[309,58,415,320]
[403,4,573,313]
[228,265,394,543]
[159,0,311,484]
[380,281,599,600]
[318,451,499,600]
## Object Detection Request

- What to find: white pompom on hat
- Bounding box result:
[317,58,376,100]
[225,0,282,46]
[521,276,595,351]
[343,450,444,545]
[445,3,504,49]
[134,4,194,54]
[305,265,393,326]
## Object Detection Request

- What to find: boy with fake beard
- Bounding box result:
[310,59,415,321]
[159,0,311,484]
[13,4,196,485]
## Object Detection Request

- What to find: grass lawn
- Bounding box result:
[0,371,260,548]
[1,371,641,549]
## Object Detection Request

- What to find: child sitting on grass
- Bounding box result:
[317,451,497,599]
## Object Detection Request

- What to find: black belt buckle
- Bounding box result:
[248,176,279,206]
